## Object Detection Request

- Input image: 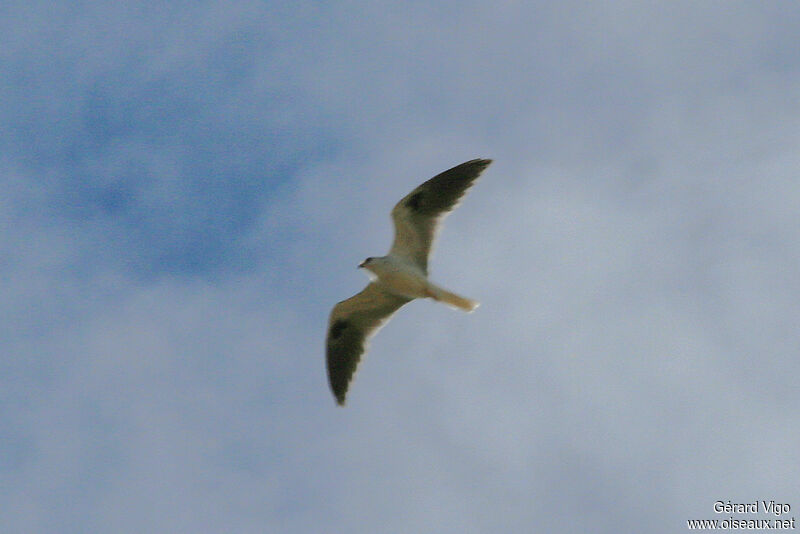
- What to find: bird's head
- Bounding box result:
[358,257,375,269]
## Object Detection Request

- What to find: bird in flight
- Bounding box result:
[326,158,492,405]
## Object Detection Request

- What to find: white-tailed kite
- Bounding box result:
[326,158,492,405]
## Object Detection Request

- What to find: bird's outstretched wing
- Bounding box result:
[389,158,492,273]
[326,282,412,405]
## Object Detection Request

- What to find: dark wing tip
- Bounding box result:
[329,358,349,405]
[439,157,493,186]
[326,318,361,406]
[405,158,493,215]
[458,158,493,173]
[328,360,351,406]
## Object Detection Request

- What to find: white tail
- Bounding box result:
[428,284,479,312]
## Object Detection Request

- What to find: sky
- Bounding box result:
[2,2,799,532]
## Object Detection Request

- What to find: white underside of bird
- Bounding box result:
[360,255,478,312]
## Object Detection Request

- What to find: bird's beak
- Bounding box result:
[358,261,365,269]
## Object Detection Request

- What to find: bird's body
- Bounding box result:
[361,256,428,299]
[361,255,479,310]
[326,158,492,405]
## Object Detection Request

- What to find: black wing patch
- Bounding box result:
[406,192,424,211]
[329,319,348,340]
